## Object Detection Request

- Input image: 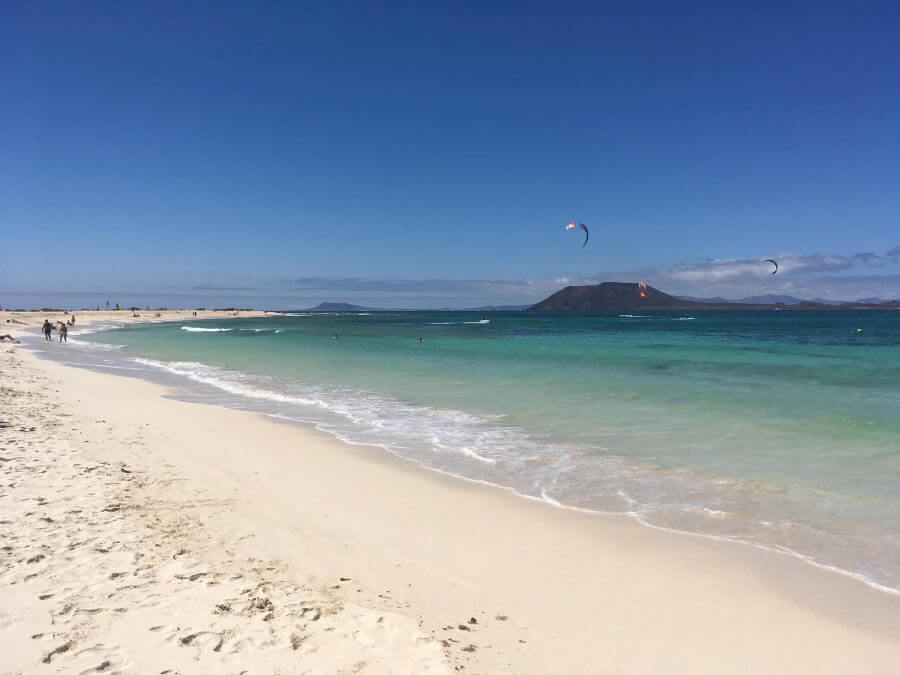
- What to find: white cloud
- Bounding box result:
[619,247,900,300]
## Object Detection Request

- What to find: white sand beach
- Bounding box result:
[7,1,900,670]
[1,308,270,331]
[2,315,899,673]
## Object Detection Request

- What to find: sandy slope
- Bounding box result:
[0,347,447,674]
[2,331,900,673]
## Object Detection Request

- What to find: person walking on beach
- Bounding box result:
[57,322,68,342]
[42,320,53,341]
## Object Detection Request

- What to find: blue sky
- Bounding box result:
[2,1,899,308]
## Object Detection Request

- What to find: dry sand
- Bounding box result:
[1,308,270,334]
[2,314,900,673]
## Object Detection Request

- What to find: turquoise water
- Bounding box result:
[47,310,900,593]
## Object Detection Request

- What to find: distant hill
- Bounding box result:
[793,299,899,310]
[304,302,375,312]
[464,304,529,311]
[660,293,892,306]
[530,282,720,311]
[529,282,899,312]
[300,302,529,312]
[737,294,806,305]
[676,295,732,304]
[681,294,822,305]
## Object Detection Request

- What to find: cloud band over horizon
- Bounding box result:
[273,246,900,303]
[5,247,898,309]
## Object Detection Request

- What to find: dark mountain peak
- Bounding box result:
[529,282,899,311]
[529,282,705,311]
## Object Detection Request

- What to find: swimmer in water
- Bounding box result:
[333,334,340,340]
[418,336,424,343]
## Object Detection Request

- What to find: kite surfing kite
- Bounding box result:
[765,259,778,274]
[566,221,589,247]
[637,281,648,298]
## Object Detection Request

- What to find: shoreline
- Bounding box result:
[3,326,900,670]
[23,315,900,600]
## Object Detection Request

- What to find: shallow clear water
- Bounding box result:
[35,310,900,593]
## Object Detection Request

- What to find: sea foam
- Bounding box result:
[180,326,232,332]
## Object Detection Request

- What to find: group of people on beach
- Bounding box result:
[42,315,74,342]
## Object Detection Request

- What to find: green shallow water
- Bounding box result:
[67,309,900,592]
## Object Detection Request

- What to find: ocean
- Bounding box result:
[31,310,900,594]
